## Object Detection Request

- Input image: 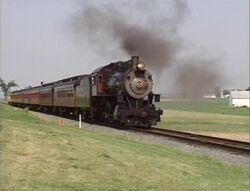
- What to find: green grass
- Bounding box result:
[157,99,249,116]
[157,109,249,133]
[155,99,249,138]
[0,103,249,191]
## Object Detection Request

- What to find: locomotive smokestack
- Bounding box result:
[132,56,139,69]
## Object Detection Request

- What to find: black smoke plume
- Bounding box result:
[71,0,224,97]
[72,0,187,71]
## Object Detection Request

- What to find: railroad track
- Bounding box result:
[15,106,250,155]
[129,127,250,155]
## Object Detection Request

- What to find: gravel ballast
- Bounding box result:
[30,111,250,168]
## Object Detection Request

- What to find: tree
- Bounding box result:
[0,78,18,100]
[245,87,250,91]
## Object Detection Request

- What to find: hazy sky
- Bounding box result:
[0,0,249,94]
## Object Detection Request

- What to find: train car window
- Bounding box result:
[57,91,66,97]
[67,93,73,97]
[66,89,74,97]
[91,77,96,85]
[41,93,49,98]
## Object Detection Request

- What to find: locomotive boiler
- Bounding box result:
[8,56,163,128]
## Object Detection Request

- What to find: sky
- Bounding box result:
[0,0,249,96]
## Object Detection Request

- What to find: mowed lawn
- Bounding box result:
[156,99,250,141]
[0,103,249,191]
[157,98,249,116]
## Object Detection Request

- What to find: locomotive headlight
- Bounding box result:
[137,62,145,70]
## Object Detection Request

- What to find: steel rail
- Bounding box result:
[10,104,250,155]
[129,127,250,154]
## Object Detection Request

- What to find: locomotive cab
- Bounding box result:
[90,66,108,96]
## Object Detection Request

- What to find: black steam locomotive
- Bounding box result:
[9,56,163,128]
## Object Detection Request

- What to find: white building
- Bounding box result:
[230,91,250,107]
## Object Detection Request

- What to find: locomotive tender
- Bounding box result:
[9,56,163,128]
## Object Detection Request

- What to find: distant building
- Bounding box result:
[230,91,250,107]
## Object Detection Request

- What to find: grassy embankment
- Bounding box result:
[0,103,249,191]
[156,99,250,141]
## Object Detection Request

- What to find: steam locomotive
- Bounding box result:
[8,56,163,128]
